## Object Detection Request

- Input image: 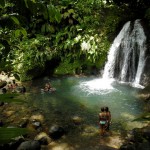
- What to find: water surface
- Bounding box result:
[27,76,144,131]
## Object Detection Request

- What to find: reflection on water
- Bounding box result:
[27,76,144,131]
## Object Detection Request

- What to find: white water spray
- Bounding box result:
[79,20,146,94]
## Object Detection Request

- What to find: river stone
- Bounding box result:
[31,120,41,129]
[0,136,24,150]
[72,116,83,125]
[17,140,41,150]
[34,132,52,145]
[19,119,29,128]
[49,125,65,140]
[142,126,150,141]
[137,141,150,150]
[120,143,136,150]
[0,120,3,127]
[0,101,4,106]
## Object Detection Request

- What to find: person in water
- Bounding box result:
[104,106,111,131]
[99,107,108,136]
[44,82,52,91]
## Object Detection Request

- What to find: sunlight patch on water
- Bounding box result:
[78,78,119,95]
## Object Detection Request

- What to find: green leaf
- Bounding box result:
[42,6,48,20]
[0,93,25,103]
[49,25,55,33]
[55,11,62,23]
[41,24,46,33]
[47,4,56,22]
[31,0,36,3]
[24,0,28,8]
[63,12,70,19]
[0,127,29,144]
[15,29,21,38]
[21,28,27,37]
[11,16,20,25]
[68,9,74,14]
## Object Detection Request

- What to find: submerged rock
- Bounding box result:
[0,101,4,106]
[72,115,83,125]
[17,140,41,150]
[34,132,52,145]
[49,125,66,140]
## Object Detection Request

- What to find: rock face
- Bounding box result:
[120,126,150,150]
[141,54,150,87]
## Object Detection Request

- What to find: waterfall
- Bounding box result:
[103,19,147,87]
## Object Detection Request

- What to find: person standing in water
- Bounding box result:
[99,107,108,136]
[104,106,111,131]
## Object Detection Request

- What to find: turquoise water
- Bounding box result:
[27,76,144,131]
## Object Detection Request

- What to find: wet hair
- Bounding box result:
[101,107,105,112]
[104,107,109,112]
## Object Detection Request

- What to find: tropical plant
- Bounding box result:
[0,127,29,144]
[0,0,150,79]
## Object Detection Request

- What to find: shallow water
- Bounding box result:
[27,76,145,131]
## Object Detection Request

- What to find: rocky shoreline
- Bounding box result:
[0,72,150,150]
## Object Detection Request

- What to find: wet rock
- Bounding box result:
[17,140,41,150]
[31,120,41,129]
[142,126,150,141]
[120,125,150,150]
[120,143,136,150]
[0,136,24,150]
[136,141,150,150]
[29,114,44,123]
[0,101,4,106]
[0,120,3,127]
[49,125,66,140]
[34,132,52,145]
[19,119,29,128]
[72,115,83,125]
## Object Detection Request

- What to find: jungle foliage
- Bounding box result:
[0,0,150,80]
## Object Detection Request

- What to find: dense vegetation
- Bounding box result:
[0,0,150,81]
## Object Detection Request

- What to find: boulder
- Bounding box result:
[49,125,66,140]
[34,132,52,145]
[17,140,41,150]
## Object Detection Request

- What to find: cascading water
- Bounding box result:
[103,19,147,88]
[78,19,146,95]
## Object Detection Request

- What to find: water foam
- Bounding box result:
[78,78,118,95]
